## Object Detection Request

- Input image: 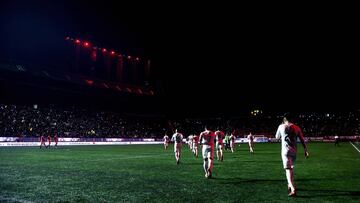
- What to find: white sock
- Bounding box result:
[203,160,208,174]
[286,169,295,192]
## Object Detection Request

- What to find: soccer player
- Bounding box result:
[54,133,59,148]
[192,134,199,157]
[171,129,183,164]
[163,133,169,149]
[39,135,46,149]
[248,132,254,154]
[47,135,52,148]
[334,135,340,146]
[229,131,236,153]
[215,129,225,161]
[187,134,193,150]
[199,126,216,178]
[275,113,309,197]
[224,133,230,151]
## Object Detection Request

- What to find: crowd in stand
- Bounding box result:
[0,104,358,138]
[0,104,164,138]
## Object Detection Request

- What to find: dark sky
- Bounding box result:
[0,1,358,114]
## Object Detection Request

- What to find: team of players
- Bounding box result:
[40,113,308,197]
[163,113,309,197]
[163,127,255,178]
[39,134,59,148]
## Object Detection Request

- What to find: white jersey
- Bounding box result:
[188,135,194,143]
[163,135,169,142]
[275,123,304,156]
[247,134,254,143]
[229,134,236,142]
[171,133,183,143]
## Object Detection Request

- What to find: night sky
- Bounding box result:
[0,1,357,115]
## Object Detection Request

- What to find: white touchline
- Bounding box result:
[350,141,360,153]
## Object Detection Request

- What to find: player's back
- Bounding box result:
[248,134,253,142]
[276,123,301,155]
[193,135,199,143]
[172,133,183,143]
[215,131,224,144]
[201,131,215,146]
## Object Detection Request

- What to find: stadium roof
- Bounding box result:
[0,1,357,115]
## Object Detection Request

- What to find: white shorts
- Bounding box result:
[202,145,214,160]
[216,143,224,151]
[174,143,182,153]
[282,154,296,169]
[192,143,198,150]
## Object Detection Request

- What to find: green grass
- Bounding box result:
[0,142,359,202]
[353,141,360,149]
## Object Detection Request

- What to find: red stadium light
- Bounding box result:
[85,79,94,85]
[111,51,115,55]
[75,39,81,44]
[83,42,90,47]
[65,36,70,40]
[127,56,131,59]
[102,48,107,52]
[135,57,139,61]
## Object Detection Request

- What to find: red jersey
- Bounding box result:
[215,130,225,144]
[40,136,46,143]
[193,135,199,145]
[200,130,215,146]
[47,136,51,144]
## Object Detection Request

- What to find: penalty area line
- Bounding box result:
[349,141,360,153]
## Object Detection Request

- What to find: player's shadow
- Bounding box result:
[217,177,284,184]
[248,152,278,155]
[217,178,324,185]
[240,160,280,163]
[295,188,360,198]
[182,162,202,165]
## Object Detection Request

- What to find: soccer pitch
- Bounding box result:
[0,143,359,202]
